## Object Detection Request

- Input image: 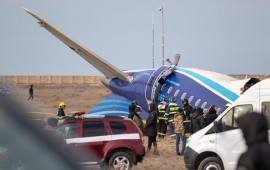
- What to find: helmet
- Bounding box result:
[132,100,138,105]
[162,97,168,102]
[170,97,176,103]
[182,99,188,104]
[59,101,66,108]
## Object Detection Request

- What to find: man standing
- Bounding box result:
[182,99,193,138]
[128,100,138,119]
[157,97,168,139]
[133,106,144,135]
[145,102,159,155]
[173,108,185,155]
[28,85,33,100]
[165,97,179,139]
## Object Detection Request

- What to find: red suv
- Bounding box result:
[56,113,145,169]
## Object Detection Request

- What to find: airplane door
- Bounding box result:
[215,104,253,170]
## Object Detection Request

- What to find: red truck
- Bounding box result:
[56,113,145,169]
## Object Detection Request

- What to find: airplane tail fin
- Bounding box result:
[23,8,132,83]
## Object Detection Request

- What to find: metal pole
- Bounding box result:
[152,13,155,68]
[160,5,165,66]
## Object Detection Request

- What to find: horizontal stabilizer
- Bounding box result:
[23,8,132,82]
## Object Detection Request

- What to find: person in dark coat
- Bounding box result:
[145,102,159,155]
[205,105,218,126]
[236,112,270,170]
[28,85,34,100]
[128,100,138,119]
[190,107,206,133]
[182,99,193,138]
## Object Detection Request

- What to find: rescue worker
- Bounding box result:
[165,97,180,139]
[57,101,68,120]
[157,97,168,138]
[182,99,193,138]
[145,102,159,155]
[172,108,185,155]
[133,106,144,135]
[236,112,270,170]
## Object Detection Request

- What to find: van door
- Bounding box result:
[261,101,270,141]
[215,104,253,170]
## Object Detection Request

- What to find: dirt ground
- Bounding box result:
[2,74,268,170]
[2,82,187,170]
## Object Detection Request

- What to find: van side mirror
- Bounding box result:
[213,121,219,133]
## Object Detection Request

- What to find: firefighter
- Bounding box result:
[181,99,193,138]
[165,97,180,139]
[57,101,68,120]
[157,97,168,139]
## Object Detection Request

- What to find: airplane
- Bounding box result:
[23,8,254,119]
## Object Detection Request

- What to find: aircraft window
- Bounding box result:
[262,102,270,129]
[217,104,253,132]
[201,102,207,109]
[174,90,180,97]
[217,108,221,114]
[195,99,201,107]
[188,96,194,103]
[161,84,166,92]
[167,86,173,94]
[181,93,187,100]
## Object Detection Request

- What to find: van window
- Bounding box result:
[83,121,107,137]
[109,121,127,134]
[217,104,253,132]
[57,122,78,139]
[262,102,270,129]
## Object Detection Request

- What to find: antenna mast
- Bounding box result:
[159,5,165,66]
[152,13,155,68]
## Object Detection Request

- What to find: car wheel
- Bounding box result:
[109,152,133,170]
[198,157,224,170]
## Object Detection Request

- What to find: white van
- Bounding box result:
[184,78,270,170]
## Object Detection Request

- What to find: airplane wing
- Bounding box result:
[23,8,132,83]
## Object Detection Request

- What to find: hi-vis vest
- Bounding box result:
[158,108,167,120]
[165,104,179,122]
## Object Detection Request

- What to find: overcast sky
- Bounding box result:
[1,0,270,76]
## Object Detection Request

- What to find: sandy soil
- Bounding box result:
[2,83,187,170]
[2,74,268,170]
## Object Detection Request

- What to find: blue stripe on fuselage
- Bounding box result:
[90,111,129,115]
[176,68,239,102]
[100,99,130,105]
[91,104,128,111]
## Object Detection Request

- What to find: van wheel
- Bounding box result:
[109,152,133,170]
[198,157,224,170]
